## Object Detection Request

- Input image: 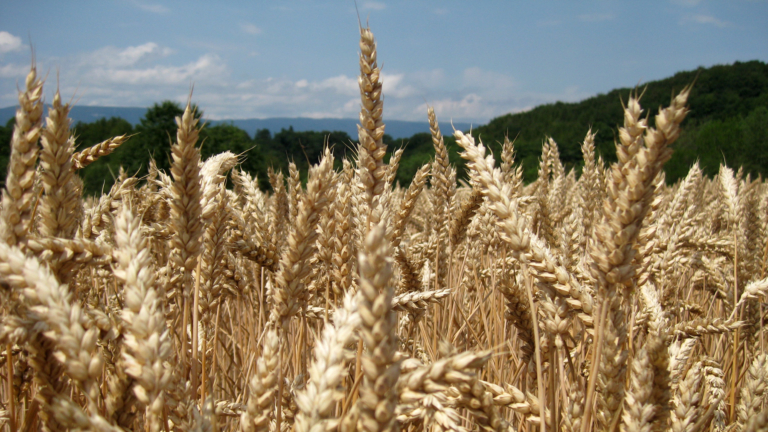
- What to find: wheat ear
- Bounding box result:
[386,148,404,187]
[38,90,79,240]
[702,358,726,432]
[169,102,203,277]
[271,149,334,328]
[428,107,453,284]
[745,411,768,432]
[72,134,130,169]
[390,163,430,249]
[288,161,301,224]
[0,241,111,428]
[332,160,356,295]
[167,102,203,392]
[671,361,704,432]
[240,328,279,432]
[621,345,655,432]
[199,183,231,330]
[1,64,44,245]
[449,189,483,248]
[115,206,172,432]
[588,87,690,429]
[454,130,595,324]
[267,167,289,253]
[199,151,238,223]
[737,354,768,430]
[356,224,399,432]
[357,26,387,229]
[577,128,599,249]
[295,292,360,432]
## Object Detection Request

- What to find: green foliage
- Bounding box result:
[391,133,465,187]
[130,101,191,175]
[469,60,768,183]
[392,133,432,187]
[0,117,13,186]
[666,106,768,180]
[247,127,360,189]
[72,117,134,194]
[69,101,195,194]
[0,101,362,195]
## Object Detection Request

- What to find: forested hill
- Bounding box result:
[470,60,768,182]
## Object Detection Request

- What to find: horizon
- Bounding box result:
[1,1,767,124]
[1,59,753,125]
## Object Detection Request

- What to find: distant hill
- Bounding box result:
[0,105,471,140]
[0,105,148,127]
[470,60,768,182]
[210,117,472,140]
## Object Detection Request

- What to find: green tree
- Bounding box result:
[665,105,768,181]
[0,117,14,187]
[72,117,134,194]
[130,100,184,175]
[128,101,200,176]
[742,106,768,177]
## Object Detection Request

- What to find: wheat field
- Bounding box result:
[0,26,767,432]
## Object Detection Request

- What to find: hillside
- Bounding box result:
[469,60,768,182]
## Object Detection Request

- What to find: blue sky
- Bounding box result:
[1,1,766,123]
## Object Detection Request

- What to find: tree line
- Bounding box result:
[0,60,766,195]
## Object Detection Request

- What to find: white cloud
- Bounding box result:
[420,94,487,123]
[312,75,358,96]
[241,23,262,35]
[409,67,590,124]
[360,1,386,10]
[176,71,405,121]
[380,72,416,98]
[537,19,561,27]
[0,42,577,124]
[0,62,28,78]
[0,43,227,108]
[462,67,517,94]
[105,42,173,67]
[127,0,169,14]
[0,31,23,54]
[91,54,227,85]
[117,64,551,123]
[194,74,359,119]
[301,98,359,119]
[408,68,446,89]
[686,14,732,27]
[66,43,174,73]
[578,13,615,22]
[672,0,702,6]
